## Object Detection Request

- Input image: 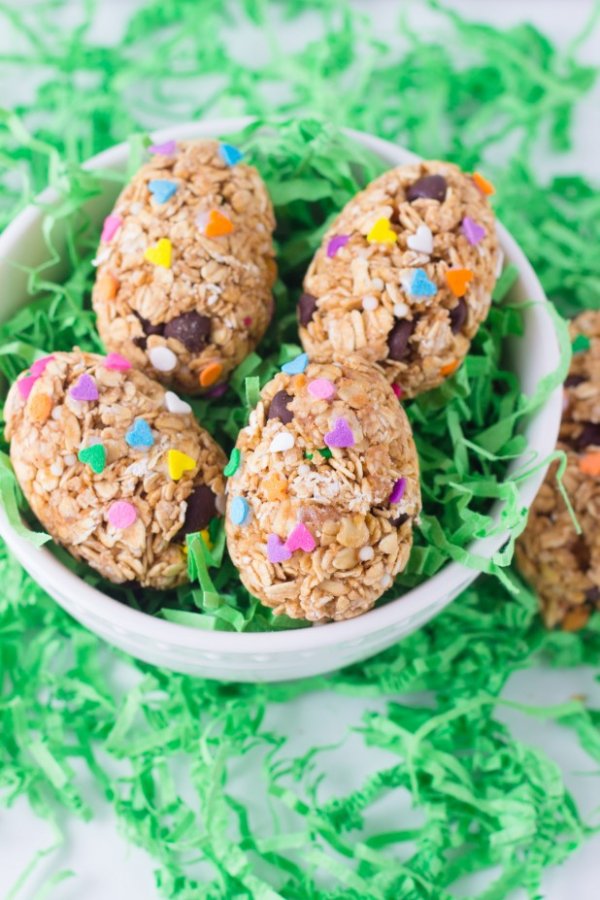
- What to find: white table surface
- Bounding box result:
[1,2,599,898]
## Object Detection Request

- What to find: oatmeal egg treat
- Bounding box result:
[225,354,421,621]
[516,311,600,630]
[5,351,226,589]
[300,162,499,397]
[92,139,276,395]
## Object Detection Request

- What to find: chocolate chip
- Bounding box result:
[182,485,218,535]
[267,390,294,425]
[449,298,468,333]
[387,320,416,361]
[585,586,600,604]
[133,336,147,350]
[137,313,164,336]
[164,311,211,352]
[565,374,586,388]
[406,174,447,203]
[298,293,318,327]
[574,422,600,451]
[572,535,591,571]
[391,513,409,527]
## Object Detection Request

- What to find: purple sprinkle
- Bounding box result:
[149,139,177,156]
[69,374,99,402]
[205,382,228,399]
[324,417,355,449]
[389,478,406,504]
[267,534,292,564]
[327,235,350,258]
[462,216,486,246]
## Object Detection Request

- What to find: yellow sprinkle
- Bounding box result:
[167,448,196,481]
[200,529,214,551]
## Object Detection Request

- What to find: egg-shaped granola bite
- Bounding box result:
[300,161,500,397]
[92,139,276,395]
[225,355,421,621]
[5,351,227,589]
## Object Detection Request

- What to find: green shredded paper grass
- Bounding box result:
[1,1,599,897]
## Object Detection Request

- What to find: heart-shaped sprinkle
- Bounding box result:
[406,174,447,203]
[148,179,178,204]
[446,268,474,297]
[472,171,495,196]
[30,355,55,378]
[149,139,177,156]
[269,431,295,453]
[148,346,177,372]
[462,216,486,246]
[367,218,396,244]
[101,214,122,243]
[205,209,234,238]
[298,292,318,326]
[165,391,191,414]
[408,269,437,298]
[327,234,350,257]
[267,534,292,564]
[389,477,406,504]
[199,361,223,387]
[572,334,591,354]
[144,238,172,268]
[104,352,131,371]
[264,472,288,501]
[324,417,354,449]
[267,390,294,424]
[407,224,434,254]
[70,374,99,402]
[108,500,138,529]
[579,452,600,477]
[224,448,241,477]
[126,418,154,449]
[230,496,250,526]
[218,143,244,165]
[17,374,38,400]
[167,448,196,481]
[392,383,404,399]
[281,353,308,375]
[285,522,316,553]
[308,378,336,400]
[78,442,106,474]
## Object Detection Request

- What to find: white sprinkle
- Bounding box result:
[64,454,76,466]
[297,464,311,476]
[269,431,295,453]
[371,277,384,291]
[50,462,63,477]
[51,407,62,420]
[126,459,150,477]
[359,546,374,562]
[362,295,378,311]
[406,223,433,255]
[130,202,143,215]
[164,391,191,414]
[148,346,177,372]
[195,210,210,231]
[91,246,111,267]
[380,573,393,589]
[393,302,410,318]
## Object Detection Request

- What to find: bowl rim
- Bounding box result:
[0,117,562,654]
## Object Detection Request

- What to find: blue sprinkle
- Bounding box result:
[219,143,244,166]
[230,496,250,526]
[126,418,154,449]
[410,268,437,298]
[281,353,308,375]
[148,179,178,204]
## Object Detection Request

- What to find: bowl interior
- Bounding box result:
[0,119,563,657]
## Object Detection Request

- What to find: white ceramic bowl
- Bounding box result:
[0,119,562,681]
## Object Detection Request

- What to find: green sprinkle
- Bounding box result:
[304,451,314,460]
[223,448,241,477]
[77,443,106,474]
[572,334,591,353]
[318,447,333,458]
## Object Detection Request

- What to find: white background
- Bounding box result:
[1,2,599,899]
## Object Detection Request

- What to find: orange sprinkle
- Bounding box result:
[472,172,495,196]
[29,393,53,423]
[292,374,307,391]
[96,273,119,302]
[562,606,590,632]
[264,472,288,502]
[205,209,234,238]
[199,362,223,388]
[579,452,600,477]
[446,268,474,298]
[440,360,460,377]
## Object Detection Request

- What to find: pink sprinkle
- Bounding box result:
[17,374,38,400]
[242,316,253,327]
[108,500,138,529]
[30,355,55,378]
[392,383,404,399]
[389,478,406,504]
[285,523,316,553]
[104,352,132,371]
[101,214,122,243]
[69,374,99,402]
[149,139,177,156]
[462,216,486,246]
[327,235,349,258]
[267,533,292,564]
[308,378,336,401]
[324,417,354,449]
